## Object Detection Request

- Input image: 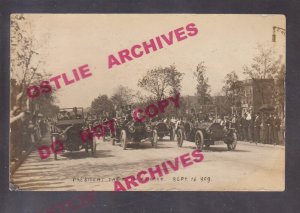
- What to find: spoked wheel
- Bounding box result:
[151,130,158,148]
[195,130,204,151]
[227,132,237,151]
[177,129,184,147]
[91,138,96,155]
[120,130,127,150]
[170,128,175,141]
[52,135,58,160]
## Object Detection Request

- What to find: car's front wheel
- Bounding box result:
[91,138,96,155]
[227,132,237,151]
[152,130,158,148]
[170,128,175,141]
[52,135,58,160]
[120,130,127,150]
[195,130,204,150]
[177,129,184,147]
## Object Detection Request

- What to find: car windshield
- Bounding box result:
[57,108,83,120]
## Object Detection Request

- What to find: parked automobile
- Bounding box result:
[50,107,96,159]
[112,117,158,149]
[176,120,237,151]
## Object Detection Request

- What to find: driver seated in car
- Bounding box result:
[221,116,231,131]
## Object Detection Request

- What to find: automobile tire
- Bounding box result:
[152,130,158,148]
[121,130,127,150]
[170,128,175,141]
[195,130,204,151]
[91,139,96,155]
[227,132,237,151]
[52,135,58,160]
[177,129,184,147]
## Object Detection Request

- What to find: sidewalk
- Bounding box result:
[10,145,34,176]
[10,132,51,176]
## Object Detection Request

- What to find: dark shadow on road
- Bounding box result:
[158,138,174,142]
[113,142,152,149]
[203,146,250,152]
[113,142,175,150]
[61,150,115,159]
[180,145,250,152]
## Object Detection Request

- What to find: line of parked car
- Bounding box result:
[49,107,237,160]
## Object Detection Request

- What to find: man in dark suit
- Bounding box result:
[254,113,261,143]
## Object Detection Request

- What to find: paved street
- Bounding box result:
[11,133,284,191]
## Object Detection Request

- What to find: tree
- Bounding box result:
[11,15,49,94]
[10,14,58,116]
[137,65,184,100]
[30,88,59,118]
[193,62,212,105]
[243,44,284,108]
[222,71,243,110]
[111,85,134,107]
[91,95,114,117]
[243,44,282,79]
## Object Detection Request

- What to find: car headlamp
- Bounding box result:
[128,125,135,133]
[205,127,211,133]
[146,125,152,132]
[60,134,66,141]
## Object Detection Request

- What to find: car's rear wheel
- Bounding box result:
[195,130,204,150]
[177,129,184,147]
[152,130,158,148]
[227,132,237,151]
[120,130,127,150]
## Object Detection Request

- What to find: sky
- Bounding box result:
[12,14,286,108]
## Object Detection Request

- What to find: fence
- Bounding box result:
[10,112,48,173]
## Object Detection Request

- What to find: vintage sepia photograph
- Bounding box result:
[9,14,285,191]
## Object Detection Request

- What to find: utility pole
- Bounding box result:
[272,26,286,42]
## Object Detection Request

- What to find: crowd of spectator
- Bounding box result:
[10,107,48,163]
[231,112,283,145]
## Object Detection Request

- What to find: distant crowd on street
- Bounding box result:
[230,111,283,145]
